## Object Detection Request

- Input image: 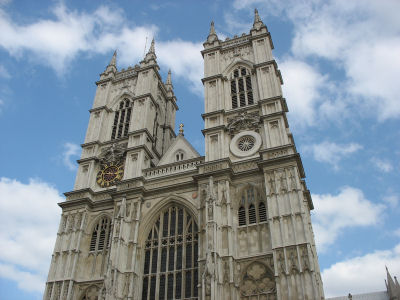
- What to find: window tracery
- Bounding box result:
[89,216,112,252]
[111,98,132,139]
[238,186,267,226]
[142,206,198,300]
[231,67,254,109]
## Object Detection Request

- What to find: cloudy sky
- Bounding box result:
[0,0,399,299]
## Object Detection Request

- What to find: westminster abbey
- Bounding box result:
[44,9,326,300]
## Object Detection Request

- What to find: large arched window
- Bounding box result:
[89,216,112,252]
[238,186,267,226]
[142,206,198,300]
[230,67,254,109]
[111,98,132,139]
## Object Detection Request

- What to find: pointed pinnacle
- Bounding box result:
[148,38,155,54]
[209,21,216,35]
[109,50,117,66]
[254,8,261,23]
[166,69,172,85]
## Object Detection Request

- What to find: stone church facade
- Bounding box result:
[44,10,325,300]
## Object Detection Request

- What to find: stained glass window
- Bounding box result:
[142,206,198,300]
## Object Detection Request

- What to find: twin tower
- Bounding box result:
[44,10,325,300]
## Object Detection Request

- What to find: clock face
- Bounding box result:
[96,162,124,188]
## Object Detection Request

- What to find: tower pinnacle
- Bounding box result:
[252,8,265,30]
[148,38,155,54]
[206,21,218,44]
[109,50,117,66]
[142,38,157,65]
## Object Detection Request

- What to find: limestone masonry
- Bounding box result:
[45,9,326,300]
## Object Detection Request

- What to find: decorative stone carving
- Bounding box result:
[99,143,127,164]
[226,111,260,136]
[240,262,276,297]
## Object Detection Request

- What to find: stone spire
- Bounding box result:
[102,50,117,77]
[142,38,157,65]
[148,38,155,54]
[252,8,265,31]
[109,50,117,66]
[206,21,218,44]
[165,69,173,91]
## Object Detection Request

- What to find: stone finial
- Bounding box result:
[253,8,265,30]
[206,21,218,43]
[209,21,216,36]
[148,38,155,54]
[142,38,157,64]
[109,50,117,66]
[166,69,172,85]
[179,123,184,135]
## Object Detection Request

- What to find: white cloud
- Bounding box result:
[383,194,399,208]
[0,64,10,78]
[303,141,362,170]
[371,157,393,173]
[312,187,385,251]
[322,243,400,297]
[0,4,204,95]
[62,142,80,171]
[394,228,400,237]
[279,58,331,127]
[0,178,62,293]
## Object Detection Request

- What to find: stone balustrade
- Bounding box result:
[144,157,204,179]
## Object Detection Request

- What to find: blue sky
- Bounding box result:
[0,0,399,299]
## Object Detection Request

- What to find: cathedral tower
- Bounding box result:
[44,9,324,300]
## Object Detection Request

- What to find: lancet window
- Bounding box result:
[238,186,267,226]
[89,216,112,252]
[231,67,254,109]
[142,206,198,300]
[111,98,132,139]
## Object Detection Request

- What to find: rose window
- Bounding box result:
[238,136,255,151]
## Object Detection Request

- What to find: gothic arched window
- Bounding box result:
[175,150,185,162]
[89,216,112,252]
[111,98,132,139]
[142,206,198,300]
[238,186,267,226]
[230,67,254,109]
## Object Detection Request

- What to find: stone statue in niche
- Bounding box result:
[279,172,288,192]
[277,252,286,275]
[267,173,276,195]
[289,250,298,272]
[202,250,215,296]
[288,169,297,190]
[118,197,126,219]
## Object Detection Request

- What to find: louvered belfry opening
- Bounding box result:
[89,217,112,252]
[238,186,267,226]
[142,206,199,300]
[231,67,254,109]
[111,98,132,140]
